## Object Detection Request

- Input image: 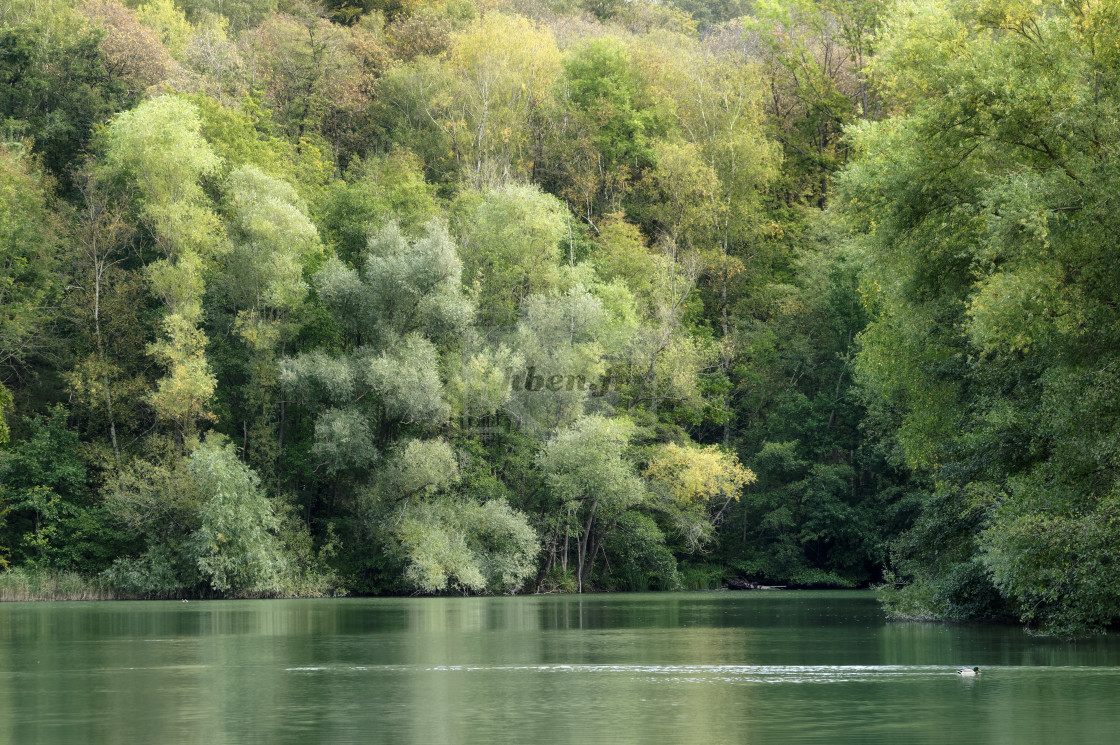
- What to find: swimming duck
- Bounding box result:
[956,667,981,676]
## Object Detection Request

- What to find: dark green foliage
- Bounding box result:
[725,442,865,587]
[842,0,1120,634]
[599,511,681,591]
[319,149,439,265]
[880,484,1009,622]
[709,214,891,589]
[0,23,133,187]
[0,407,125,571]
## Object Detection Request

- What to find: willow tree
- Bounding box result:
[536,415,647,592]
[375,438,538,593]
[282,220,469,471]
[282,220,538,593]
[506,271,639,438]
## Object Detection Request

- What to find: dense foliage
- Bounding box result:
[843,0,1120,635]
[1,0,1115,635]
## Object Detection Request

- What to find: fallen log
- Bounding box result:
[726,579,787,590]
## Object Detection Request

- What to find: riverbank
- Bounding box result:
[0,568,342,602]
[0,568,126,602]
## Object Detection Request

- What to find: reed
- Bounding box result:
[0,567,123,602]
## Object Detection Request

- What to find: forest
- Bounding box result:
[0,0,1117,636]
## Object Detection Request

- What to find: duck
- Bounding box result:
[956,666,981,676]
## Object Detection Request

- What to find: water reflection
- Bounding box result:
[2,593,1119,745]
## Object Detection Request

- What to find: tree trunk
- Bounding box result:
[577,498,599,593]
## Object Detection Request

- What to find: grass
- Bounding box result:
[0,566,126,602]
[0,565,345,602]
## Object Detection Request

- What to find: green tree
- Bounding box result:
[320,148,439,265]
[0,147,60,386]
[102,95,223,449]
[281,219,471,520]
[745,0,882,205]
[217,164,324,477]
[437,13,561,186]
[558,36,660,220]
[0,14,135,184]
[0,407,122,571]
[842,0,1120,633]
[536,415,647,592]
[374,439,538,594]
[451,183,567,326]
[186,434,287,595]
[64,166,145,469]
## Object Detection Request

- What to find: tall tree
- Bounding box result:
[102,95,223,449]
[0,147,61,392]
[843,0,1120,634]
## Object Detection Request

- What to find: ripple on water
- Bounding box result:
[282,663,1069,684]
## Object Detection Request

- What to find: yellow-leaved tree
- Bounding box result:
[438,13,561,186]
[645,442,755,551]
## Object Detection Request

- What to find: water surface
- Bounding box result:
[2,591,1118,744]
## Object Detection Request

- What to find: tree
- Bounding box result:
[218,164,324,475]
[842,0,1120,633]
[452,183,566,327]
[587,215,657,297]
[0,147,60,385]
[281,220,471,489]
[669,0,750,29]
[79,0,176,95]
[745,0,882,205]
[64,167,141,469]
[0,15,135,184]
[557,36,660,220]
[536,415,646,591]
[102,95,223,448]
[506,268,639,436]
[644,441,754,551]
[650,34,778,341]
[102,432,319,597]
[180,0,277,31]
[369,57,457,186]
[246,11,372,154]
[437,13,561,186]
[0,407,120,571]
[320,148,439,265]
[136,0,194,58]
[186,434,286,595]
[375,439,538,594]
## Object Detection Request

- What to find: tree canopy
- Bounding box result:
[1,0,1115,635]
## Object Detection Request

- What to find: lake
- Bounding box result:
[2,591,1119,744]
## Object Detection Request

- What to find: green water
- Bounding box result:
[2,591,1119,744]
